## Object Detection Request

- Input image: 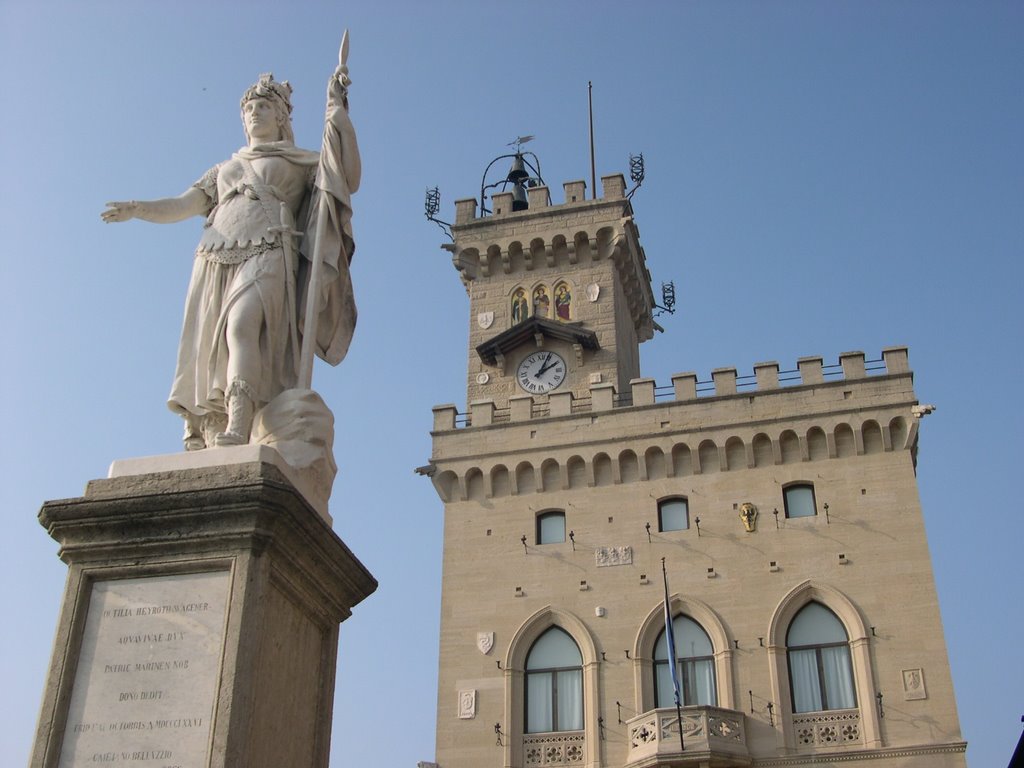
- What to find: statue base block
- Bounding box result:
[31,459,377,768]
[109,442,333,524]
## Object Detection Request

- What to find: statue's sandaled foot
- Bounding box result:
[183,412,206,452]
[212,430,247,447]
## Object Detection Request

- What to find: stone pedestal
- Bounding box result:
[31,458,377,768]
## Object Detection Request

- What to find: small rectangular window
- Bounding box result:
[784,484,817,518]
[658,498,689,532]
[537,511,566,544]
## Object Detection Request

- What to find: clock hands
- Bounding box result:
[536,354,556,376]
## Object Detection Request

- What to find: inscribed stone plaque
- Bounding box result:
[59,571,230,767]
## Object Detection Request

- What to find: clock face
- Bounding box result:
[516,351,568,394]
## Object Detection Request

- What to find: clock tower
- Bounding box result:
[446,172,656,415]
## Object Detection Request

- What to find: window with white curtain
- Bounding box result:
[525,627,584,733]
[786,602,857,713]
[652,615,717,707]
[536,511,566,544]
[784,483,817,518]
[658,497,689,532]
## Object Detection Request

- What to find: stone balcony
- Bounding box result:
[625,706,750,768]
[522,731,585,765]
[791,708,862,749]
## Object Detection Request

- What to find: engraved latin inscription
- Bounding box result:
[59,571,230,767]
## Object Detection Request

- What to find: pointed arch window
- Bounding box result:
[787,602,857,712]
[525,627,584,733]
[653,615,717,706]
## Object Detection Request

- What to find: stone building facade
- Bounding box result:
[424,174,966,767]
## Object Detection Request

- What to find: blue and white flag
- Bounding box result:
[662,561,681,707]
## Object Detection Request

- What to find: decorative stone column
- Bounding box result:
[31,456,376,768]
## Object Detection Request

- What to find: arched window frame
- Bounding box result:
[766,581,882,750]
[783,482,817,518]
[657,497,689,532]
[536,510,566,545]
[524,627,584,733]
[505,607,601,768]
[785,602,857,713]
[652,614,717,707]
[632,595,736,714]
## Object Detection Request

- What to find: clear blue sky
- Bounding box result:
[2,2,1020,766]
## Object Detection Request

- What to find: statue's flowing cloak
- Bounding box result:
[167,97,359,419]
[299,92,360,366]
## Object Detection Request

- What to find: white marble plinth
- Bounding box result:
[108,445,331,524]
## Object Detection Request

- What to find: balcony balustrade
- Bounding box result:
[624,706,750,768]
[522,731,585,766]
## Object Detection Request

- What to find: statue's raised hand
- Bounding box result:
[101,201,139,223]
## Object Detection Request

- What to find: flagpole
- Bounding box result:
[661,558,686,754]
[299,29,349,389]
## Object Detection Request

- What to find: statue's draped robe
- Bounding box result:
[168,95,359,420]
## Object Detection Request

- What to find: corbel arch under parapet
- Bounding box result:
[631,594,736,713]
[862,419,884,454]
[503,606,602,768]
[434,470,459,503]
[540,458,561,492]
[618,449,640,483]
[889,416,908,450]
[644,446,667,480]
[765,580,881,749]
[573,230,595,262]
[507,240,525,273]
[529,237,547,269]
[490,464,510,498]
[752,433,773,468]
[464,467,484,501]
[566,455,587,489]
[725,436,746,471]
[453,246,480,283]
[807,426,828,461]
[515,461,537,495]
[483,243,501,277]
[671,443,692,476]
[595,226,617,260]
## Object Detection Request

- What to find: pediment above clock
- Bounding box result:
[476,316,599,366]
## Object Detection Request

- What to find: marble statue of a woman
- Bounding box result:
[102,67,359,453]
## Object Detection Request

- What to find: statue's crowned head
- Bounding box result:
[240,73,294,143]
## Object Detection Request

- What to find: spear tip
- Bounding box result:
[339,29,349,67]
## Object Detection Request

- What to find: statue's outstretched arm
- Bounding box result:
[101,187,209,224]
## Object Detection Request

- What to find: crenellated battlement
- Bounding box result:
[452,173,629,226]
[432,347,911,431]
[426,346,921,504]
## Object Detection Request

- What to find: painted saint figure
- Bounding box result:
[554,283,571,321]
[511,288,529,325]
[102,70,359,451]
[533,286,550,319]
